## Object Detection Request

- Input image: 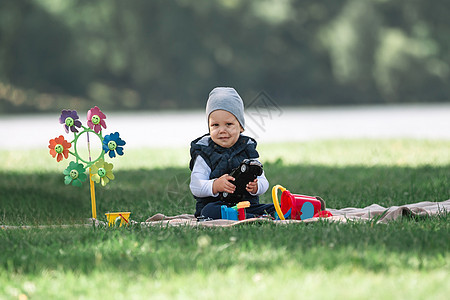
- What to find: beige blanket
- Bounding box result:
[141,199,450,227]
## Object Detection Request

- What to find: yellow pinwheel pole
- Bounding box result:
[89,169,97,219]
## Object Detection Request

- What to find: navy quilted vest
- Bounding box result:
[190,134,260,216]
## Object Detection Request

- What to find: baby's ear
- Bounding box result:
[240,126,244,133]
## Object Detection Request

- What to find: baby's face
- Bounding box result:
[209,110,243,148]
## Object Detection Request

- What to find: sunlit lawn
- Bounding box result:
[0,139,449,299]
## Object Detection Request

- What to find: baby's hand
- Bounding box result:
[213,174,236,195]
[246,179,258,194]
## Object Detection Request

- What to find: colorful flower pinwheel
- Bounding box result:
[63,161,87,187]
[48,106,127,219]
[87,106,107,133]
[48,135,71,162]
[59,110,82,133]
[48,106,125,187]
[103,132,126,158]
[90,159,115,186]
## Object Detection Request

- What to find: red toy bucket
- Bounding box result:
[273,185,325,220]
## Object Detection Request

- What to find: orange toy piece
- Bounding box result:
[235,201,250,220]
[236,201,250,209]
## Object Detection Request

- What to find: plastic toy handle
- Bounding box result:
[272,185,287,220]
[119,213,129,224]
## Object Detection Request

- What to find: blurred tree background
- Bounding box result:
[0,0,449,114]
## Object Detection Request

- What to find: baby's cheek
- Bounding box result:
[209,128,219,139]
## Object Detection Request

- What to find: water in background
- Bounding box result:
[0,104,449,150]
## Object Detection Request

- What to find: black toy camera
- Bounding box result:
[221,159,263,203]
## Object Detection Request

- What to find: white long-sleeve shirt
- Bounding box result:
[189,155,269,198]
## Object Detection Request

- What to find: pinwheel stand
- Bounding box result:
[48,106,128,225]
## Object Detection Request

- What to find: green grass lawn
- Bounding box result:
[1,139,449,299]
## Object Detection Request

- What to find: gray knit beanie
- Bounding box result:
[206,87,245,129]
